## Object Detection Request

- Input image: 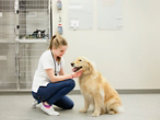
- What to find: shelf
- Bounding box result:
[0,56,7,61]
[0,40,15,44]
[15,38,48,43]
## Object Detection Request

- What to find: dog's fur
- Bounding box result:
[71,57,124,117]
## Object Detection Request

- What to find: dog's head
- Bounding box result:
[71,57,94,74]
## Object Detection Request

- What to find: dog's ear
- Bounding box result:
[86,60,94,73]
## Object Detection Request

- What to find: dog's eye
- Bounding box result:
[79,59,82,62]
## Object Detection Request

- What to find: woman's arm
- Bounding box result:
[45,69,72,82]
[59,68,65,75]
[45,68,83,83]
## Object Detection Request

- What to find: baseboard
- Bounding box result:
[70,89,160,94]
[0,89,160,95]
[116,89,160,94]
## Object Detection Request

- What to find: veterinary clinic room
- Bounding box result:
[0,0,160,120]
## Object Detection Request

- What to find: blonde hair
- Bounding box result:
[49,33,68,50]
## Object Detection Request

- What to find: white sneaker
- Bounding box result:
[40,103,59,116]
[32,100,38,109]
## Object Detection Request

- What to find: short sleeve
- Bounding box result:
[40,51,54,69]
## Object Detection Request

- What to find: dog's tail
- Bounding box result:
[106,98,124,114]
[107,104,124,114]
[114,105,124,113]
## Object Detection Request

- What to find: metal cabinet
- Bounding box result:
[0,0,52,91]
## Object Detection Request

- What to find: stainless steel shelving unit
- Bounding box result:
[0,0,52,91]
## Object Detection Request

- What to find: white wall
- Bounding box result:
[53,0,160,90]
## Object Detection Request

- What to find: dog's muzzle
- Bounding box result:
[71,62,74,67]
[72,66,82,72]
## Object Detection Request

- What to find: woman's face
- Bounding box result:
[53,45,68,57]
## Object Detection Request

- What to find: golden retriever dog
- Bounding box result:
[71,57,124,117]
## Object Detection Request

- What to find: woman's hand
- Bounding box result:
[71,70,83,78]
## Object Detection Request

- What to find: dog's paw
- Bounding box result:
[92,111,100,117]
[79,108,87,113]
[108,110,116,115]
